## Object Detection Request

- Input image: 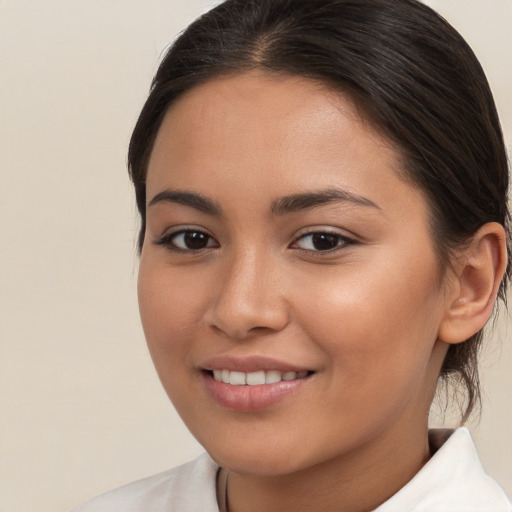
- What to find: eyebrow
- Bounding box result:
[148,190,222,215]
[270,187,380,215]
[147,187,380,216]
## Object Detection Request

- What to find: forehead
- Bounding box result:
[146,71,426,220]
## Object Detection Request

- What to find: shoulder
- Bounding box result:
[377,428,511,511]
[70,453,219,512]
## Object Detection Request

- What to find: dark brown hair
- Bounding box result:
[128,0,510,421]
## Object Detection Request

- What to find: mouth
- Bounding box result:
[204,369,312,385]
[200,365,315,411]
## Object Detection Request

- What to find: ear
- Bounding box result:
[438,222,508,344]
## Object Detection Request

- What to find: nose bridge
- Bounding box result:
[207,244,288,339]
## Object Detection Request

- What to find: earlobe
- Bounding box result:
[438,222,508,344]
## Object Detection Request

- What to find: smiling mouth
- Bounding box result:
[204,369,313,385]
[201,367,314,410]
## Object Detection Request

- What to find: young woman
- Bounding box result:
[73,0,511,510]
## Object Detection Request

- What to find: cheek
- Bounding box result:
[137,259,205,363]
[137,260,210,418]
[294,257,443,385]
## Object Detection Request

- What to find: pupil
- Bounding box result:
[312,233,338,251]
[185,232,208,249]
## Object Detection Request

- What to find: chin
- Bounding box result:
[196,429,323,477]
[214,449,306,477]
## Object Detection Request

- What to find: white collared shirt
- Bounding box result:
[72,428,511,511]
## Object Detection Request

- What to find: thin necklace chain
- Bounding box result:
[217,467,229,512]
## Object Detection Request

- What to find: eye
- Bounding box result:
[292,231,353,252]
[155,229,218,251]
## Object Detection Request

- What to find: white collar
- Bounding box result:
[375,427,511,511]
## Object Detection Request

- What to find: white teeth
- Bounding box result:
[229,371,246,386]
[246,371,266,385]
[211,369,309,385]
[265,370,282,384]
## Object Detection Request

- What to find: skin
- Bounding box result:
[137,72,478,511]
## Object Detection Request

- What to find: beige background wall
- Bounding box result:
[0,1,510,511]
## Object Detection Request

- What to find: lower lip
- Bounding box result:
[201,372,310,411]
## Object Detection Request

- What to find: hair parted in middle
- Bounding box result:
[128,0,510,422]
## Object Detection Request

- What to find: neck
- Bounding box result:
[225,420,431,512]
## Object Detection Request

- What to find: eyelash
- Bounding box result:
[154,229,218,252]
[154,229,356,255]
[291,231,356,253]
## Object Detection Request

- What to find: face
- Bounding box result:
[138,72,453,476]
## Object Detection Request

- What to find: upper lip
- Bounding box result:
[199,355,312,373]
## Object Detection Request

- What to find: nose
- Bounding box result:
[204,249,290,340]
